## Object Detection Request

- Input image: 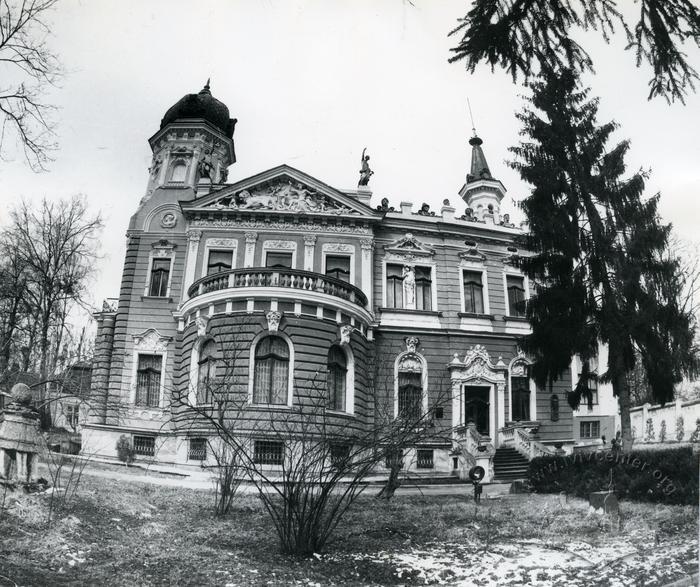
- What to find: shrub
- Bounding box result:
[116,435,135,466]
[528,447,698,505]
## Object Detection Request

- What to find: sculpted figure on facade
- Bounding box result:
[402,265,416,308]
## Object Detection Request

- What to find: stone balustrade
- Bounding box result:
[187,267,368,308]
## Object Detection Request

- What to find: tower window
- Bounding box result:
[169,161,187,183]
[197,340,218,405]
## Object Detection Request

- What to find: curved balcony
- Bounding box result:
[187,268,368,308]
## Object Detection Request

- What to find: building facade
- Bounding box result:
[82,84,575,480]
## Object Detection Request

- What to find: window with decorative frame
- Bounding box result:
[265,251,293,268]
[135,354,162,408]
[385,263,433,310]
[252,336,290,405]
[415,266,432,311]
[506,274,526,317]
[148,258,171,297]
[207,249,233,274]
[462,270,485,314]
[397,354,424,421]
[325,255,351,283]
[169,160,187,183]
[511,376,531,421]
[196,339,218,405]
[327,345,347,411]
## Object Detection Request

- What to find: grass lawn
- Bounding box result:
[0,468,697,586]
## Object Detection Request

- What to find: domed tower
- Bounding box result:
[458,135,506,224]
[145,80,236,198]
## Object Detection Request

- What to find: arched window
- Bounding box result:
[253,336,289,405]
[397,355,423,421]
[550,394,560,422]
[197,340,217,404]
[169,160,187,183]
[327,345,347,411]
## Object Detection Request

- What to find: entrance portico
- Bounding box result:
[449,345,507,449]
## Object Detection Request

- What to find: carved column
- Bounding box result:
[360,238,374,307]
[303,235,317,271]
[183,230,202,299]
[244,231,258,268]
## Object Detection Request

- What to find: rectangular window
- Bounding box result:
[415,266,432,311]
[433,406,444,419]
[207,250,233,275]
[148,258,171,297]
[265,252,293,268]
[511,376,531,421]
[253,440,284,465]
[506,275,526,317]
[330,444,351,468]
[386,263,404,309]
[580,421,600,439]
[188,438,207,461]
[463,270,485,314]
[133,435,155,457]
[325,255,351,282]
[416,449,434,469]
[136,354,162,408]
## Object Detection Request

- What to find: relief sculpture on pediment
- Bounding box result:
[209,179,358,215]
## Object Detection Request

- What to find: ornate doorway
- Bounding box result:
[464,385,490,435]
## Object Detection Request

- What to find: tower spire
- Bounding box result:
[467,135,492,183]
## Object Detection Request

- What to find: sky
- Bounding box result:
[1,0,699,317]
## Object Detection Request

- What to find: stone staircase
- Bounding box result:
[493,446,530,482]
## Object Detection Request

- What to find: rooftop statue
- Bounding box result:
[358,148,373,187]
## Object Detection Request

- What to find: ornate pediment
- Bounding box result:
[207,179,358,215]
[449,344,506,384]
[183,166,378,218]
[384,233,435,261]
[133,329,171,352]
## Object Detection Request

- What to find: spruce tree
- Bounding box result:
[511,67,697,449]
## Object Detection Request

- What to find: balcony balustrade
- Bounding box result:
[187,267,368,308]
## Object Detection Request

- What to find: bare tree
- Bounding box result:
[0,195,102,426]
[168,330,451,555]
[0,0,61,170]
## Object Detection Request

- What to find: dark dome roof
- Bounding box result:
[160,81,236,138]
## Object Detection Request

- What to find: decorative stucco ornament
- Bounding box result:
[266,310,282,333]
[405,336,420,353]
[340,325,354,346]
[208,179,358,215]
[195,316,209,338]
[161,212,177,228]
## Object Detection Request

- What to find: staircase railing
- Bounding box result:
[500,422,555,460]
